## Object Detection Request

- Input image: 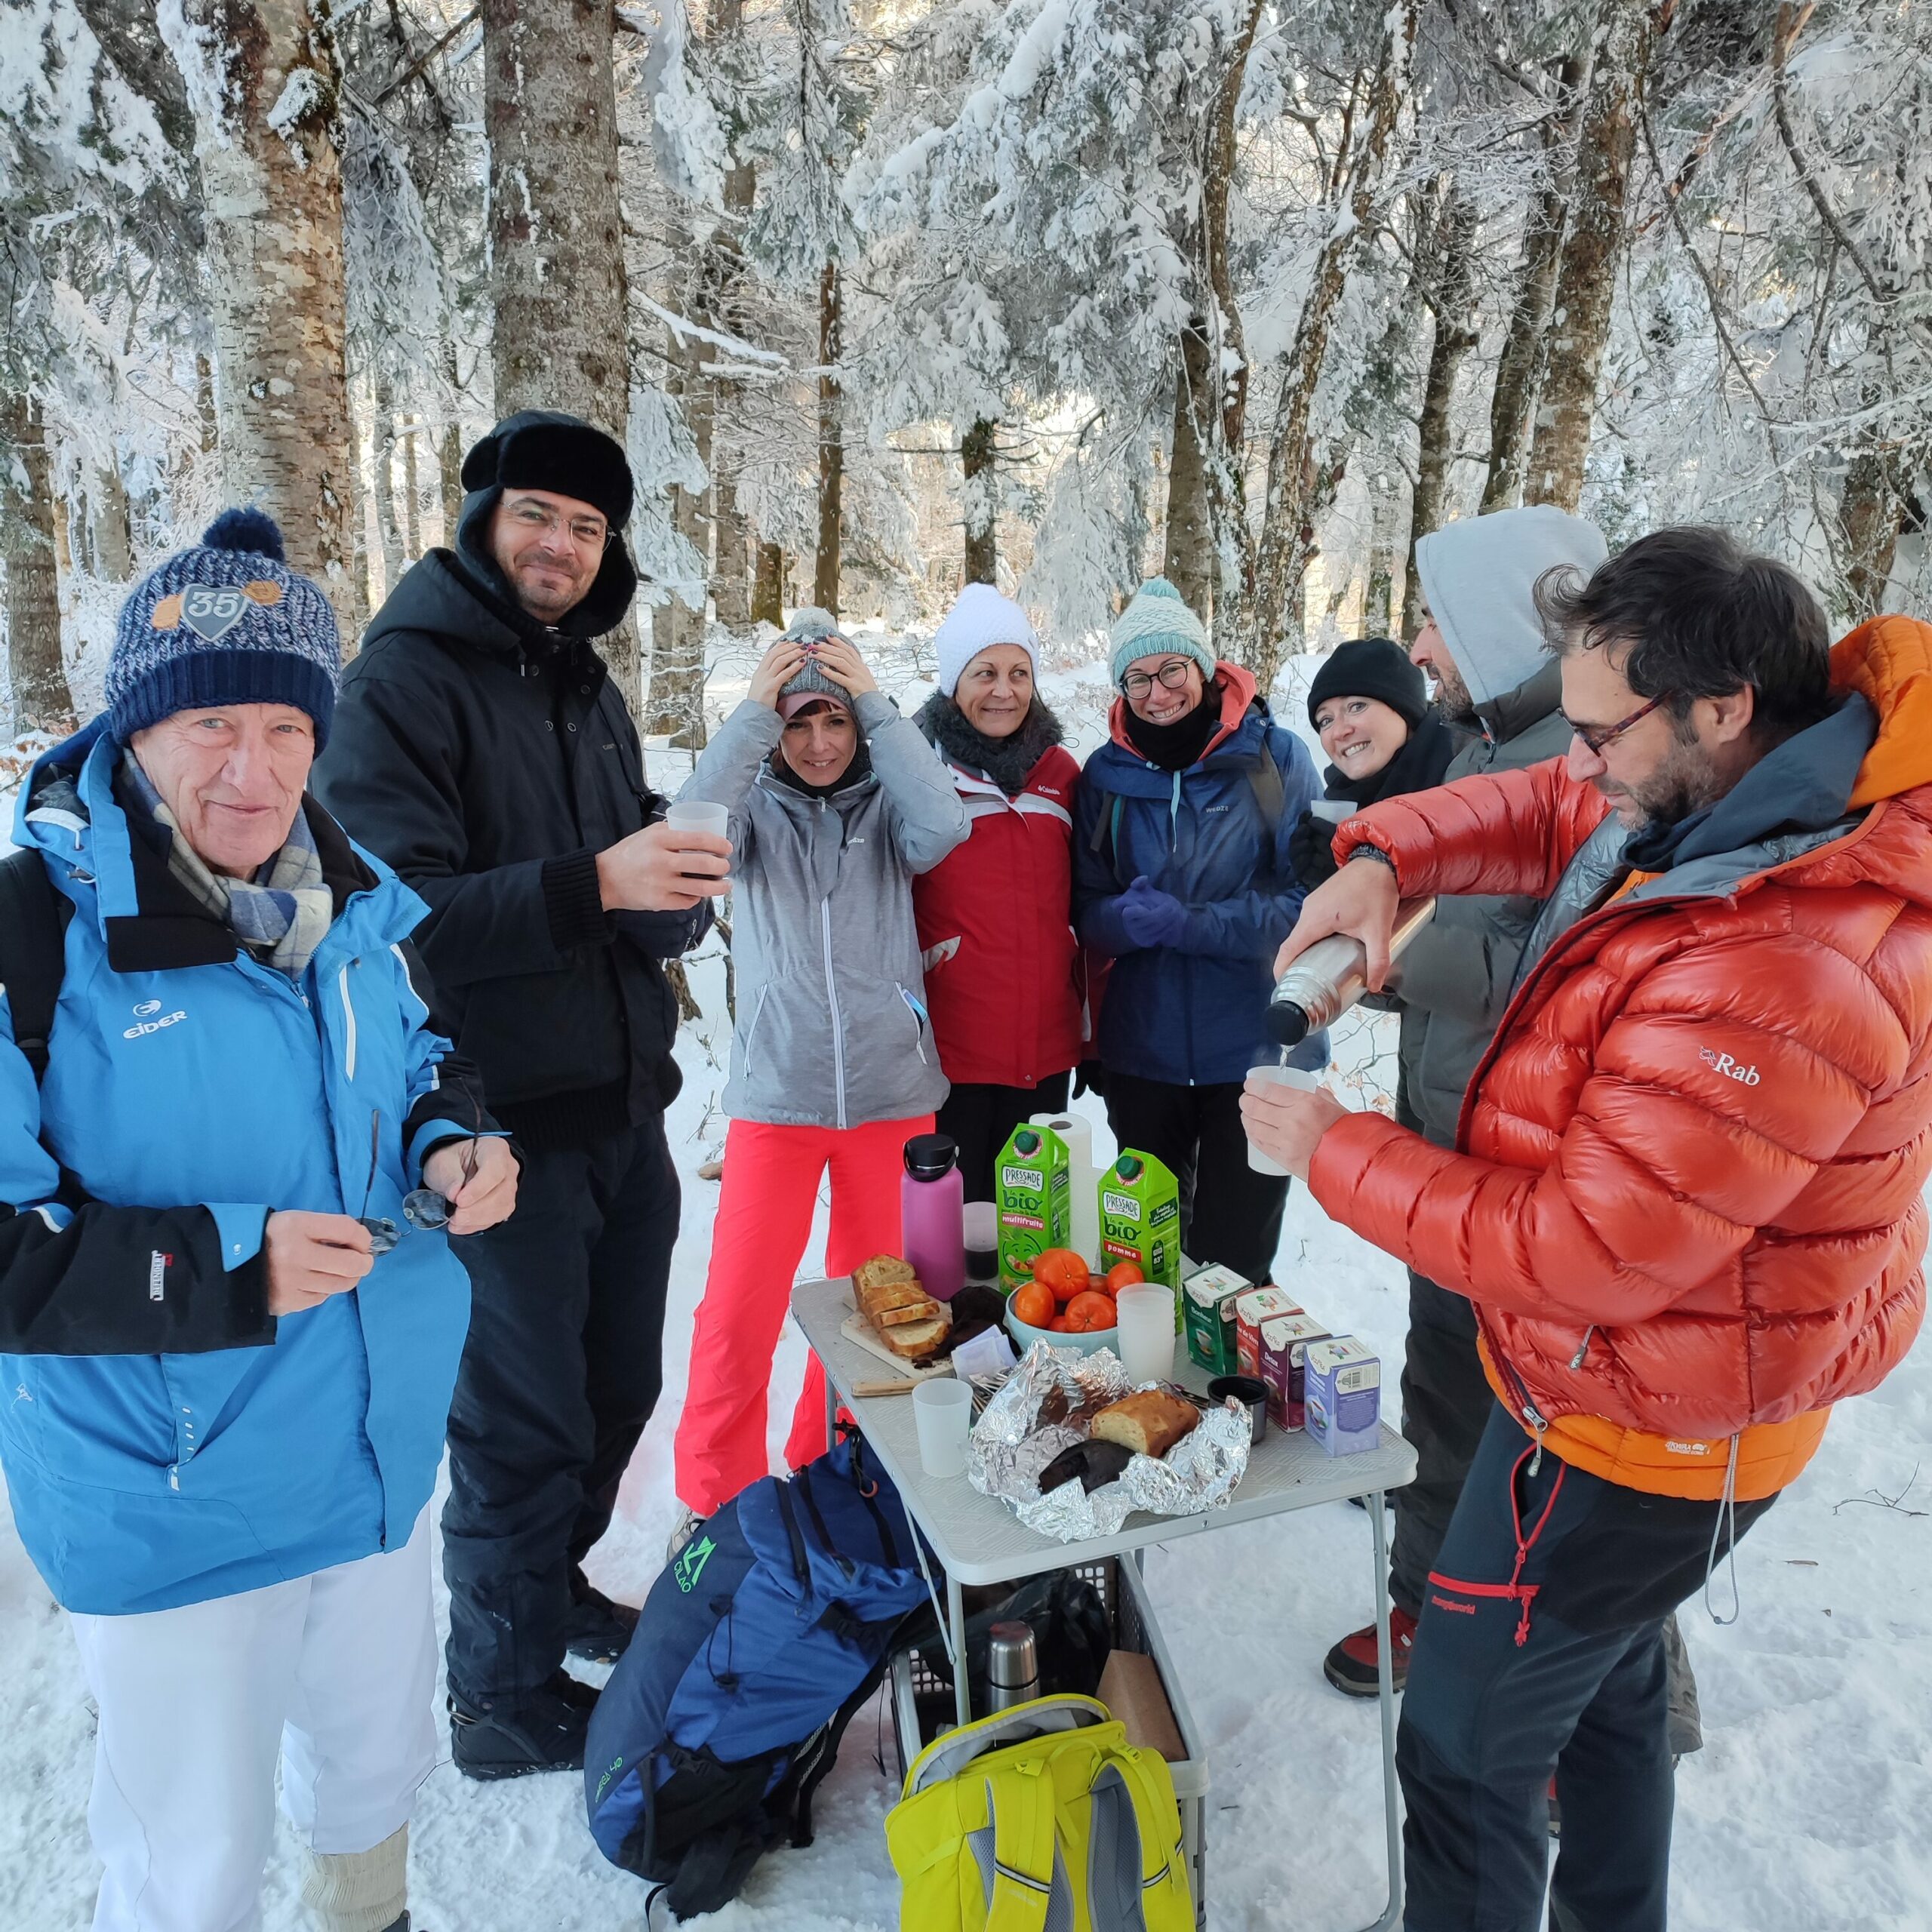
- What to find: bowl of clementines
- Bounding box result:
[1004,1251,1147,1358]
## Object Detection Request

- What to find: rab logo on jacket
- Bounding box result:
[1699,1048,1761,1085]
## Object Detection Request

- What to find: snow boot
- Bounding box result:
[298,1823,408,1932]
[565,1568,638,1666]
[449,1669,598,1780]
[1321,1606,1417,1697]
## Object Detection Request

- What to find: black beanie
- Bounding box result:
[461,409,634,528]
[1306,636,1429,731]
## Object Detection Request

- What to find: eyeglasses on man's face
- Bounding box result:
[1121,659,1196,699]
[1564,690,1673,757]
[504,497,614,552]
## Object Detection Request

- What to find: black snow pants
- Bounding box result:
[1398,1404,1770,1932]
[442,1115,678,1702]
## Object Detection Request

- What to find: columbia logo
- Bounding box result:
[1698,1048,1761,1085]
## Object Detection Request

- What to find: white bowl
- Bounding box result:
[1004,1304,1119,1359]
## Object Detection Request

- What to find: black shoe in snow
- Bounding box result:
[448,1670,598,1780]
[565,1570,639,1665]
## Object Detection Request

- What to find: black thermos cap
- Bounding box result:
[904,1133,959,1182]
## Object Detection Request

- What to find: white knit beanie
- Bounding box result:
[932,583,1039,696]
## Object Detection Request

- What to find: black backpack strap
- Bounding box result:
[1247,746,1285,832]
[0,849,71,1083]
[1085,786,1128,889]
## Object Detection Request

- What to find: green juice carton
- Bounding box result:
[1099,1150,1183,1309]
[997,1122,1072,1289]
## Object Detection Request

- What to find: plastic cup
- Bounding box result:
[1245,1063,1322,1177]
[1309,799,1352,823]
[962,1200,999,1282]
[1115,1286,1177,1385]
[666,799,730,839]
[912,1377,974,1479]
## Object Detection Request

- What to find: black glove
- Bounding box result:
[1288,808,1343,891]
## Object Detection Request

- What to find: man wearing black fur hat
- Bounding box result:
[317,411,729,1778]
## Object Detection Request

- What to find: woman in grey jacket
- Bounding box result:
[670,617,969,1525]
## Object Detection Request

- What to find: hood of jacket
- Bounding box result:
[1415,506,1607,711]
[1477,657,1563,748]
[1106,659,1259,764]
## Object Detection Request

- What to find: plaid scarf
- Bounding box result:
[122,753,334,978]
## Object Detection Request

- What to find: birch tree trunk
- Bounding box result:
[1524,0,1655,513]
[373,367,405,592]
[1,393,74,734]
[160,0,355,620]
[1244,0,1418,691]
[1404,187,1478,637]
[962,417,997,584]
[1162,0,1265,631]
[1481,53,1589,513]
[481,0,638,692]
[814,260,844,614]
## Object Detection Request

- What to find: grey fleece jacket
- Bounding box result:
[678,691,970,1129]
[1392,506,1605,1148]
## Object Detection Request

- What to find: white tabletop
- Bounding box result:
[793,1277,1418,1587]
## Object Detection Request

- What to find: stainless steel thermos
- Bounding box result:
[1266,897,1438,1047]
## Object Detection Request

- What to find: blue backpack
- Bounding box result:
[586,1432,933,1916]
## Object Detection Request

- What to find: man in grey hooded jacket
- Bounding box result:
[1324,506,1612,1695]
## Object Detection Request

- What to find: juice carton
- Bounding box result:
[1304,1336,1382,1456]
[1182,1263,1250,1375]
[1259,1312,1331,1428]
[1099,1149,1183,1298]
[1233,1286,1302,1378]
[997,1122,1072,1290]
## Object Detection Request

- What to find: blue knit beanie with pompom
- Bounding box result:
[1108,577,1216,689]
[106,507,341,749]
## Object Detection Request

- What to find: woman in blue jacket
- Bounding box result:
[0,515,518,1932]
[1073,579,1323,1284]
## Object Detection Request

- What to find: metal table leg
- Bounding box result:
[1358,1490,1404,1932]
[947,1569,971,1729]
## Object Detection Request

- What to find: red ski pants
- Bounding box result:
[672,1113,931,1516]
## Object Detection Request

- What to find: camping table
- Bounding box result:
[792,1275,1418,1932]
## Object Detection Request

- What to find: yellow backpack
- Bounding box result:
[885,1694,1195,1931]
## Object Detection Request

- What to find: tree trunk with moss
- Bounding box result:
[1,392,74,734]
[962,417,997,584]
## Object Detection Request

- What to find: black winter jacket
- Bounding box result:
[315,514,707,1150]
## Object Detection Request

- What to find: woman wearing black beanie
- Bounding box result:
[1287,637,1460,888]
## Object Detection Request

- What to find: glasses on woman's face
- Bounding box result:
[505,497,614,552]
[1121,659,1195,700]
[1564,691,1673,757]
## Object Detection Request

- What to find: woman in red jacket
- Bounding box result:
[913,584,1084,1200]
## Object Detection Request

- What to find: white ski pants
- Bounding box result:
[67,1509,437,1932]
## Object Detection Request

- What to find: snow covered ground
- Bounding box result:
[4,640,1931,1928]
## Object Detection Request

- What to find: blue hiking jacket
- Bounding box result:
[1074,664,1326,1086]
[0,722,490,1615]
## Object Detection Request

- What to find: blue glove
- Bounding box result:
[1117,875,1188,949]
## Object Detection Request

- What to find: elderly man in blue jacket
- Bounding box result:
[0,512,518,1932]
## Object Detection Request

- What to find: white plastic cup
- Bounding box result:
[1115,1286,1177,1385]
[1245,1063,1323,1177]
[912,1377,974,1479]
[666,799,730,839]
[1309,799,1352,823]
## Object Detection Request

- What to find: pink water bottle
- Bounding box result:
[902,1134,965,1302]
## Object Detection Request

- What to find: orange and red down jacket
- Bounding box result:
[1311,617,1932,1500]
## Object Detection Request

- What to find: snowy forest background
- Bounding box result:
[2,0,1929,750]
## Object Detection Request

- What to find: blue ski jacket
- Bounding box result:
[1074,663,1327,1086]
[0,722,493,1615]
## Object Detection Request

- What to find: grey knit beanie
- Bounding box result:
[1109,578,1215,688]
[777,607,856,717]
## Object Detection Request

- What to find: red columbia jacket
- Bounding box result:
[913,744,1085,1088]
[1311,617,1932,1500]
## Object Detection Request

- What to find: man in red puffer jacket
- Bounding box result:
[1243,528,1932,1932]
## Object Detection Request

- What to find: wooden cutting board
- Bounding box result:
[837,1306,954,1382]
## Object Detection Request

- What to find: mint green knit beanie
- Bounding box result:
[1108,578,1215,688]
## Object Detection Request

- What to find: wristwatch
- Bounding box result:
[1346,844,1398,871]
